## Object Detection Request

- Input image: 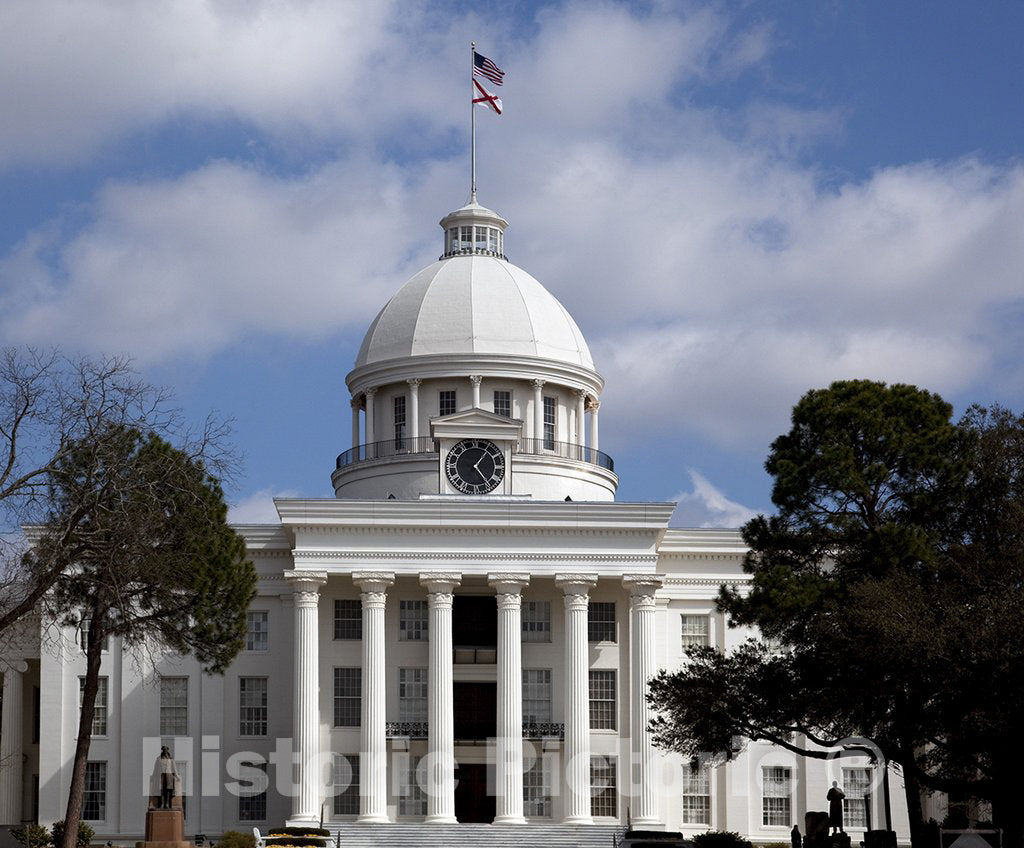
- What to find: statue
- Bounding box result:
[158,747,177,810]
[792,825,803,848]
[827,780,846,835]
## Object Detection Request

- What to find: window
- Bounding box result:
[333,754,360,816]
[398,669,428,722]
[522,669,552,724]
[448,227,459,252]
[334,599,362,640]
[521,600,551,642]
[762,766,792,826]
[475,226,487,252]
[843,768,872,828]
[588,670,616,730]
[246,611,268,652]
[681,615,710,649]
[239,677,268,737]
[590,757,617,818]
[394,395,406,450]
[488,228,500,254]
[334,668,361,727]
[523,759,551,817]
[78,615,109,651]
[493,390,511,418]
[439,390,456,417]
[82,762,106,821]
[460,226,472,252]
[588,602,616,642]
[399,600,428,641]
[681,762,711,825]
[237,762,268,821]
[543,396,556,449]
[160,677,188,736]
[79,677,108,736]
[399,755,426,816]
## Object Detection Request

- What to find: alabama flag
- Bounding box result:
[473,77,502,115]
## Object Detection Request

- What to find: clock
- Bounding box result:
[445,438,506,494]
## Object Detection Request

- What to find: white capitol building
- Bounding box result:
[0,198,914,843]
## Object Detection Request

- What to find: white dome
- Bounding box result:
[354,255,595,370]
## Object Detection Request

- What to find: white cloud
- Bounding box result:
[670,469,758,528]
[229,487,299,524]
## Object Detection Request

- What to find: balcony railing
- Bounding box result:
[336,436,614,473]
[384,721,565,740]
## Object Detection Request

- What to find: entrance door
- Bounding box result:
[455,762,495,823]
[453,681,497,740]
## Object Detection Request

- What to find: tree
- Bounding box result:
[31,423,256,848]
[648,381,1024,848]
[1,348,176,637]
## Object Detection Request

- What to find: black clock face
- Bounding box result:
[445,439,506,494]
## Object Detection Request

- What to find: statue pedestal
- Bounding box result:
[136,808,191,848]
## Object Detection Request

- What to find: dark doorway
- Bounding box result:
[453,681,497,740]
[453,595,497,647]
[455,762,495,823]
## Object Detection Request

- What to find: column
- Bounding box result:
[623,574,665,827]
[531,379,545,445]
[351,397,361,451]
[576,390,587,460]
[0,659,28,825]
[420,572,461,823]
[589,399,600,454]
[555,573,598,824]
[470,375,482,409]
[408,379,421,443]
[364,387,377,448]
[489,573,530,824]
[284,571,327,826]
[353,572,394,823]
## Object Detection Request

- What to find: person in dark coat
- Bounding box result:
[792,825,803,848]
[827,780,846,834]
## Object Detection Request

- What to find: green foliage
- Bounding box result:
[50,820,94,848]
[762,842,791,848]
[216,831,256,848]
[693,831,754,848]
[648,381,1024,848]
[10,824,51,848]
[266,830,330,838]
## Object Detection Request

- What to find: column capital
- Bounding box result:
[364,386,378,398]
[469,374,482,385]
[623,573,665,609]
[487,572,530,593]
[575,388,588,399]
[588,398,600,411]
[351,395,362,409]
[420,571,462,594]
[530,378,546,390]
[556,573,598,611]
[285,570,328,605]
[407,378,422,388]
[0,659,28,674]
[353,572,395,605]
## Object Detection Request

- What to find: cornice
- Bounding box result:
[662,575,751,587]
[293,550,657,565]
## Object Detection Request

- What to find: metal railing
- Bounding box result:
[336,436,614,473]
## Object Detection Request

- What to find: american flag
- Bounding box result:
[473,51,504,86]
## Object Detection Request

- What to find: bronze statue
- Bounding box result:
[158,747,177,810]
[827,780,846,834]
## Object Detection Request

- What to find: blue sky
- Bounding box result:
[1,1,1022,526]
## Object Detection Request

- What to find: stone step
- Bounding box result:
[322,822,622,848]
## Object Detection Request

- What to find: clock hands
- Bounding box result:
[472,453,487,482]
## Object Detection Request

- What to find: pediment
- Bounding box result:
[430,407,523,442]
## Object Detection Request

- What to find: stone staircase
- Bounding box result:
[323,822,622,848]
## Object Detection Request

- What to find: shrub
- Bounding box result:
[49,821,94,848]
[693,831,754,848]
[217,831,256,848]
[762,843,791,848]
[11,824,51,848]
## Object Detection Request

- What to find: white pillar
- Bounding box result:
[589,399,600,454]
[576,390,587,459]
[408,379,421,442]
[284,571,327,826]
[351,397,361,450]
[0,659,28,825]
[531,379,545,446]
[420,572,461,823]
[470,375,482,409]
[353,571,395,823]
[556,573,598,824]
[623,574,665,827]
[364,387,377,447]
[489,573,530,824]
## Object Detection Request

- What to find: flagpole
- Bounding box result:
[470,41,477,202]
